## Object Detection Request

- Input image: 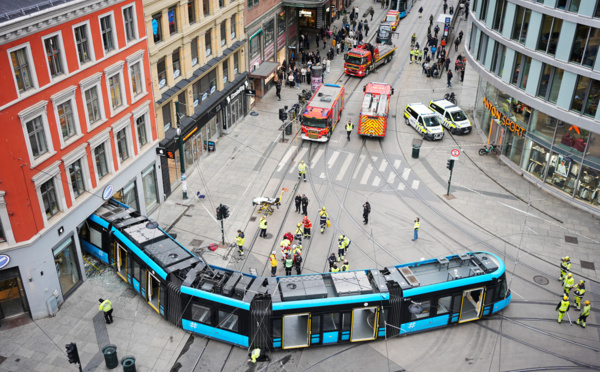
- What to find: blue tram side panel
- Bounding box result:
[80,200,511,350]
[390,0,417,18]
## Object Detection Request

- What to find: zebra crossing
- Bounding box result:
[274,148,423,191]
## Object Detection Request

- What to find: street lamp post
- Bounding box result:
[175,101,188,199]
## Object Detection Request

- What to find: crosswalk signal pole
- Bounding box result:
[446,159,455,196]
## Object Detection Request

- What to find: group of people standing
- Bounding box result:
[556,256,591,328]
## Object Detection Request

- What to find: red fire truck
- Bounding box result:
[344,43,397,77]
[301,84,346,142]
[358,82,393,137]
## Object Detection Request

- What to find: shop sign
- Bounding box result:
[482,96,526,137]
[194,99,199,107]
[210,86,217,94]
[102,185,114,200]
[0,254,9,269]
[299,10,313,17]
[227,84,246,104]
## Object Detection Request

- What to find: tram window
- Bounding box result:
[191,304,212,325]
[132,260,141,283]
[160,284,166,311]
[451,294,462,312]
[484,288,495,306]
[497,276,508,300]
[311,315,320,334]
[437,296,451,315]
[323,313,340,332]
[272,318,282,338]
[218,310,239,332]
[89,225,103,248]
[410,300,431,320]
[341,313,352,331]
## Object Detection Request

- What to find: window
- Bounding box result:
[192,304,212,324]
[203,0,210,15]
[510,53,531,89]
[109,74,123,109]
[265,19,274,46]
[123,6,137,42]
[94,143,109,179]
[100,14,116,53]
[130,61,143,97]
[511,6,531,44]
[152,13,162,44]
[469,26,478,53]
[410,300,431,320]
[278,11,286,35]
[68,159,86,198]
[491,0,506,31]
[218,310,238,331]
[10,47,34,92]
[596,2,600,18]
[250,34,260,58]
[478,0,489,21]
[44,35,64,77]
[117,128,129,162]
[570,25,600,68]
[172,49,181,78]
[537,65,565,103]
[548,68,564,104]
[191,37,199,66]
[74,24,92,64]
[557,0,580,12]
[27,117,48,159]
[157,57,166,88]
[0,219,5,243]
[168,6,178,35]
[571,76,600,117]
[477,33,488,64]
[437,296,452,315]
[519,56,531,90]
[219,0,224,7]
[221,22,227,46]
[162,104,172,131]
[40,179,59,219]
[537,15,562,56]
[233,51,239,74]
[136,115,148,147]
[57,101,77,141]
[188,0,196,24]
[205,29,212,57]
[223,58,229,83]
[84,86,102,125]
[231,15,237,39]
[490,42,506,76]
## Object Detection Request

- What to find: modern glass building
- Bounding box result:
[466,0,600,213]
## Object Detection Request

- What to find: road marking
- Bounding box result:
[411,180,420,189]
[387,173,396,184]
[394,159,401,169]
[379,161,388,173]
[498,202,540,218]
[397,183,405,190]
[277,147,295,172]
[327,151,340,169]
[320,173,326,179]
[352,155,366,179]
[311,149,324,168]
[336,153,355,181]
[525,226,539,235]
[360,164,373,185]
[402,168,411,180]
[372,176,381,187]
[510,289,524,299]
[289,147,308,173]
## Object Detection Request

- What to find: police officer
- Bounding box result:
[302,216,312,239]
[341,260,350,271]
[295,194,302,213]
[248,348,270,363]
[363,201,371,224]
[330,263,340,273]
[346,120,353,141]
[559,256,571,281]
[295,223,304,245]
[563,272,575,297]
[269,251,278,277]
[301,194,309,216]
[412,217,420,241]
[99,298,113,324]
[236,230,245,256]
[259,216,268,237]
[298,160,308,182]
[319,207,329,233]
[328,253,337,270]
[573,280,586,310]
[294,251,303,275]
[577,301,591,328]
[285,254,294,276]
[556,295,570,323]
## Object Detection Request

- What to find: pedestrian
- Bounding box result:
[294,251,303,275]
[298,160,308,182]
[449,5,454,15]
[295,194,302,213]
[269,251,277,277]
[444,58,450,71]
[429,14,434,26]
[319,207,329,233]
[370,7,374,21]
[431,45,437,58]
[460,67,465,82]
[381,0,385,8]
[99,298,113,324]
[346,120,353,140]
[301,194,309,216]
[556,295,570,323]
[434,25,440,37]
[423,46,429,61]
[443,3,448,13]
[259,216,267,237]
[294,223,304,245]
[418,6,423,17]
[573,280,586,310]
[447,69,453,87]
[301,66,307,83]
[275,81,281,101]
[559,256,571,281]
[284,231,294,244]
[295,69,301,89]
[365,23,369,37]
[418,48,423,64]
[331,263,340,273]
[302,216,312,239]
[336,39,341,55]
[459,30,464,43]
[341,260,349,271]
[285,254,293,276]
[236,230,245,256]
[576,301,591,328]
[316,33,320,48]
[454,38,460,51]
[328,253,337,269]
[248,348,270,363]
[337,236,346,262]
[563,273,575,296]
[358,20,363,33]
[363,201,371,224]
[412,217,420,241]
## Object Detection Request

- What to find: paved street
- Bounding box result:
[1,1,599,372]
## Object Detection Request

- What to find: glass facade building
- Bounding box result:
[467,0,600,212]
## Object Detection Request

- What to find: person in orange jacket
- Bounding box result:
[302,216,312,239]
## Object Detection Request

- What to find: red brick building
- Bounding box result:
[0,0,163,320]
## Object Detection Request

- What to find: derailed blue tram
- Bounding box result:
[80,200,511,350]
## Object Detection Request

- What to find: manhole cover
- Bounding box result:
[190,239,203,247]
[565,235,578,244]
[249,216,257,222]
[581,260,595,270]
[533,275,549,285]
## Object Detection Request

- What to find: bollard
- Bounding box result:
[412,144,421,159]
[285,122,293,135]
[102,344,118,369]
[121,356,137,372]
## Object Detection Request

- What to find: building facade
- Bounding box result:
[0,0,162,320]
[466,0,600,213]
[144,0,247,197]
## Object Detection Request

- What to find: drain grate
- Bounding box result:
[565,235,578,244]
[581,260,595,270]
[533,275,549,285]
[190,239,203,247]
[249,216,257,222]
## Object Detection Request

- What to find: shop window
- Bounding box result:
[157,57,166,88]
[233,51,239,74]
[511,6,531,44]
[299,9,317,28]
[188,0,196,24]
[54,237,81,297]
[529,109,556,144]
[570,25,600,67]
[172,49,181,79]
[142,165,158,211]
[491,0,506,32]
[162,103,172,131]
[410,300,431,320]
[205,29,212,57]
[575,164,600,206]
[218,310,238,331]
[220,22,226,46]
[0,271,29,317]
[537,15,561,56]
[168,6,178,35]
[191,37,199,66]
[114,180,139,210]
[203,0,210,15]
[192,304,212,324]
[504,130,526,167]
[152,13,162,44]
[554,118,588,155]
[278,11,286,35]
[249,35,260,59]
[523,140,551,181]
[545,152,581,195]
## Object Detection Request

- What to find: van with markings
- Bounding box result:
[404,103,444,141]
[428,99,472,134]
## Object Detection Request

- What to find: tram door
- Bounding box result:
[282,313,311,349]
[115,244,128,282]
[350,306,379,342]
[458,288,486,323]
[147,273,161,313]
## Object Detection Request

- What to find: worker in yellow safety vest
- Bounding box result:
[573,280,586,310]
[259,216,268,238]
[248,348,269,363]
[269,251,278,277]
[236,230,245,256]
[563,273,575,296]
[319,207,329,233]
[346,120,353,141]
[341,260,350,271]
[555,295,570,323]
[559,256,571,281]
[99,298,113,324]
[298,160,308,182]
[412,217,420,241]
[295,223,304,244]
[576,301,591,328]
[330,263,340,273]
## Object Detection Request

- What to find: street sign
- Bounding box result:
[451,149,460,158]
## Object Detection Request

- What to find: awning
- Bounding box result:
[436,14,452,23]
[282,0,328,8]
[249,61,280,79]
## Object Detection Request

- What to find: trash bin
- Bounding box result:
[102,344,118,369]
[412,144,421,159]
[121,356,136,372]
[285,122,293,135]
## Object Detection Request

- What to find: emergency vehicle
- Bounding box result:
[404,103,444,141]
[301,84,345,142]
[358,82,394,137]
[429,99,472,134]
[344,43,397,77]
[384,10,400,30]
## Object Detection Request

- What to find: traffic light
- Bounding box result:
[216,205,223,220]
[446,159,455,171]
[219,204,230,219]
[65,342,80,364]
[279,108,288,121]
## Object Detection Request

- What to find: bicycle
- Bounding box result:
[444,92,457,105]
[478,143,500,156]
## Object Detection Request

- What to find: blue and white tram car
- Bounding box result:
[390,0,417,19]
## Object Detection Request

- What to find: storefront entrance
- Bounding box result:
[53,237,82,298]
[0,267,29,319]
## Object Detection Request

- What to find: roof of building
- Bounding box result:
[0,0,80,23]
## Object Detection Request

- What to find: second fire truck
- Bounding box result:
[344,43,397,77]
[358,82,394,137]
[301,84,346,142]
